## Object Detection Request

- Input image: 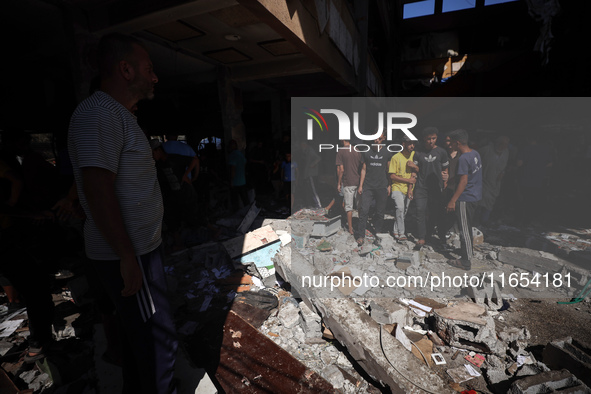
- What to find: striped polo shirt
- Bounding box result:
[68,91,163,260]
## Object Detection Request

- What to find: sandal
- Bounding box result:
[24,346,46,363]
[356,238,364,246]
[398,235,408,241]
[447,259,471,271]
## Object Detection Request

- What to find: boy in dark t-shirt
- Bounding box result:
[445,129,482,270]
[355,134,392,246]
[412,127,449,245]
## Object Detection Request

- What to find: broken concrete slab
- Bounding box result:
[434,302,506,355]
[278,301,300,329]
[274,248,454,393]
[317,298,454,393]
[543,337,591,388]
[299,301,322,340]
[498,247,564,273]
[485,354,511,384]
[508,369,591,394]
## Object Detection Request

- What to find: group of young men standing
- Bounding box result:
[335,127,482,270]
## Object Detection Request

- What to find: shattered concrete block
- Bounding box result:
[292,325,306,343]
[434,302,506,355]
[321,365,344,389]
[321,349,335,365]
[515,362,550,377]
[485,355,511,384]
[543,337,591,388]
[369,298,409,326]
[499,327,531,343]
[278,302,300,329]
[368,301,391,325]
[508,369,591,394]
[397,251,420,270]
[488,251,498,260]
[465,281,504,310]
[299,302,322,339]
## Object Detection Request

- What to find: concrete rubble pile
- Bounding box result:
[164,205,591,393]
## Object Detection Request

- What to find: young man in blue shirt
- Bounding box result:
[446,129,482,270]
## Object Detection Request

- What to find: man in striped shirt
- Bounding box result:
[68,33,177,394]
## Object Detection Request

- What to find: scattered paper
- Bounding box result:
[408,300,432,313]
[465,364,481,377]
[0,319,24,338]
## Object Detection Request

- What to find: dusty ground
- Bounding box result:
[502,298,591,347]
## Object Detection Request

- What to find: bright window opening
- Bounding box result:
[443,0,475,13]
[484,0,518,5]
[403,0,435,19]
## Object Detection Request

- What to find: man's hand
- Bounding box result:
[446,200,456,213]
[52,196,84,221]
[406,160,419,172]
[442,171,449,182]
[358,186,363,194]
[387,185,391,196]
[337,184,342,193]
[121,256,143,296]
[182,174,192,185]
[407,177,416,185]
[408,190,414,201]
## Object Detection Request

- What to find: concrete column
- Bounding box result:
[271,92,282,141]
[354,0,368,96]
[217,66,246,150]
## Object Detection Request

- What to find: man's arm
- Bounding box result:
[82,167,142,296]
[358,163,366,194]
[406,160,419,173]
[389,173,416,184]
[182,156,200,184]
[3,169,23,207]
[337,164,344,192]
[446,174,468,212]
